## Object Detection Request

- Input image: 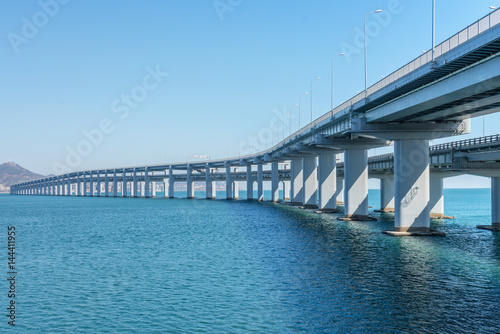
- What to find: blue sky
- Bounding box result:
[1,0,498,188]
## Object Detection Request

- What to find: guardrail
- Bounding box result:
[430,134,500,151]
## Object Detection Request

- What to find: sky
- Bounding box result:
[0,0,498,188]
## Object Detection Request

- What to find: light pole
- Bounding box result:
[432,0,435,62]
[310,77,321,123]
[364,9,382,99]
[331,52,345,115]
[484,5,496,136]
[299,92,308,129]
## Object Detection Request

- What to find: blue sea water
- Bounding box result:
[1,189,499,333]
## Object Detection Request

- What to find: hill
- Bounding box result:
[0,162,45,192]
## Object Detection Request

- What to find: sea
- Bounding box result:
[1,189,499,333]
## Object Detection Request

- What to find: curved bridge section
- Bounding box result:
[11,9,500,235]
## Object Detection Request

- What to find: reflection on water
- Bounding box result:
[0,189,499,333]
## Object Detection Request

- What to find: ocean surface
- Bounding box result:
[1,189,500,333]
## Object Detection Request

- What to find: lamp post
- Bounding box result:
[364,9,382,99]
[331,52,345,115]
[432,0,435,62]
[310,76,321,123]
[299,92,308,129]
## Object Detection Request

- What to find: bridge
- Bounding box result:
[11,9,500,236]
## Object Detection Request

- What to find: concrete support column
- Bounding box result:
[284,180,290,200]
[429,174,447,218]
[141,182,145,198]
[104,172,109,197]
[113,171,118,197]
[89,173,94,197]
[257,163,263,201]
[492,177,500,228]
[152,181,157,198]
[205,165,213,199]
[163,179,168,198]
[96,172,101,197]
[271,161,279,203]
[122,170,127,197]
[302,156,318,208]
[76,173,81,196]
[337,176,346,205]
[429,174,453,219]
[394,139,430,233]
[318,152,337,211]
[83,174,87,196]
[133,169,138,198]
[233,168,239,199]
[187,167,194,199]
[291,158,303,205]
[344,149,369,218]
[380,175,395,212]
[477,177,500,231]
[225,165,233,200]
[168,167,175,198]
[246,166,253,200]
[144,169,150,198]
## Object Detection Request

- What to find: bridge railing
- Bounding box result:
[430,134,500,151]
[285,7,500,145]
[368,153,394,162]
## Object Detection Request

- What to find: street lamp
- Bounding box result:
[364,9,382,99]
[310,76,321,122]
[299,92,308,129]
[331,53,345,115]
[432,0,435,62]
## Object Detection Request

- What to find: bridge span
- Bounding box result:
[10,9,500,236]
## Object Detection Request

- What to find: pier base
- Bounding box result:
[375,208,395,213]
[477,224,500,232]
[383,230,446,237]
[299,204,319,210]
[338,216,377,222]
[315,208,343,214]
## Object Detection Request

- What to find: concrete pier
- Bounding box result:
[168,167,175,198]
[343,149,370,220]
[205,164,212,199]
[246,165,253,200]
[378,175,395,212]
[478,177,500,231]
[187,166,194,199]
[89,173,94,197]
[96,172,101,197]
[226,164,233,200]
[429,174,453,219]
[113,170,118,197]
[257,163,263,201]
[389,139,435,235]
[318,152,338,212]
[271,161,279,202]
[122,170,127,197]
[291,157,303,205]
[302,156,317,208]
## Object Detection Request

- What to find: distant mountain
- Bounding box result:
[0,162,45,192]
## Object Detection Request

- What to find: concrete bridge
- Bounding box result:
[11,9,500,236]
